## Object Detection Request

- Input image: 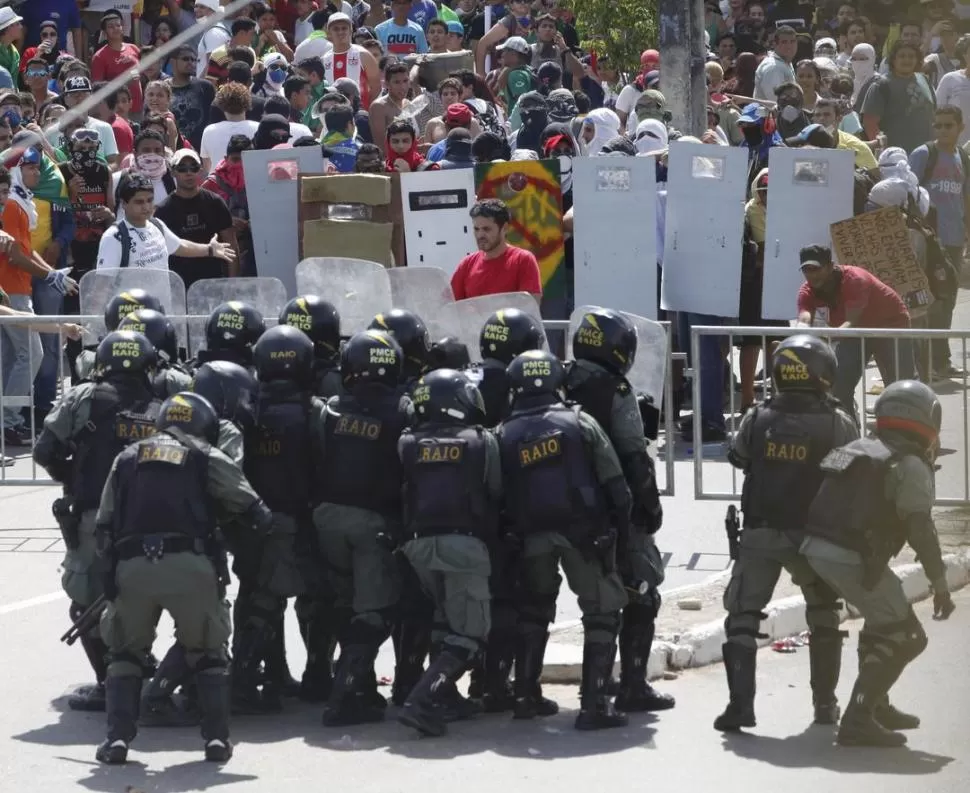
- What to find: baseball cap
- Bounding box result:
[447,21,464,36]
[170,148,202,168]
[643,69,661,89]
[445,103,473,128]
[327,12,352,27]
[262,52,289,69]
[738,102,769,125]
[799,245,832,269]
[195,0,223,12]
[64,75,93,94]
[497,36,531,56]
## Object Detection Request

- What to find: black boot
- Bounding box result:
[837,641,910,748]
[575,641,628,731]
[430,644,483,723]
[141,642,199,727]
[258,616,288,713]
[197,666,234,762]
[322,644,384,726]
[809,631,844,725]
[398,650,467,737]
[96,675,141,765]
[69,631,109,712]
[513,627,559,719]
[713,643,757,731]
[300,606,337,703]
[481,634,516,713]
[391,620,431,707]
[615,607,675,712]
[230,618,273,715]
[873,697,921,730]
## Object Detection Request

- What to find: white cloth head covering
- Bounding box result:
[850,43,876,102]
[814,37,837,56]
[9,166,37,231]
[510,149,539,161]
[635,118,668,155]
[582,108,621,156]
[869,175,931,217]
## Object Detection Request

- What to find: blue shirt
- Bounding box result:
[0,66,12,91]
[909,144,970,248]
[408,0,439,29]
[20,0,81,51]
[375,20,429,56]
[426,140,446,162]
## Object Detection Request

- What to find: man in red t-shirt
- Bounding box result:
[795,244,914,413]
[90,10,143,116]
[450,199,542,301]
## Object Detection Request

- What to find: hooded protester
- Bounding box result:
[470,131,511,163]
[736,103,783,196]
[635,118,669,157]
[510,91,549,154]
[774,82,810,139]
[256,52,289,99]
[546,88,579,125]
[253,114,292,150]
[438,128,475,170]
[510,149,539,160]
[814,37,837,60]
[850,43,877,105]
[539,122,580,194]
[581,107,621,156]
[598,136,637,156]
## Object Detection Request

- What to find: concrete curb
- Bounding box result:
[541,550,970,685]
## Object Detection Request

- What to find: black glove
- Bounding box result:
[933,588,955,621]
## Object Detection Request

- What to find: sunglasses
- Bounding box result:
[175,164,201,173]
[26,69,49,78]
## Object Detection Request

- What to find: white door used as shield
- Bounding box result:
[760,147,855,320]
[572,158,658,319]
[294,257,393,334]
[242,147,325,297]
[185,277,288,355]
[400,170,477,275]
[387,267,456,341]
[661,142,748,317]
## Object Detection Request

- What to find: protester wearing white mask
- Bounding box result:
[580,108,620,156]
[256,52,289,99]
[849,42,877,105]
[635,118,669,156]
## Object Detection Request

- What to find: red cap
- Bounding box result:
[641,49,660,70]
[445,103,473,128]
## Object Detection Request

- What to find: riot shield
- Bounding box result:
[294,258,393,335]
[445,292,546,364]
[567,306,668,406]
[387,267,456,341]
[186,277,288,355]
[78,269,187,348]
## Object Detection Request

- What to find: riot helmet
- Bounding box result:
[95,330,157,377]
[118,308,178,362]
[368,309,431,380]
[771,334,837,393]
[412,368,486,425]
[479,308,544,365]
[874,380,942,449]
[429,336,471,370]
[253,325,315,383]
[156,392,220,445]
[340,329,404,389]
[279,296,341,361]
[507,349,565,397]
[570,308,637,375]
[104,289,163,332]
[191,361,258,429]
[204,301,266,353]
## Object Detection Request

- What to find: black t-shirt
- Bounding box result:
[170,78,216,151]
[154,189,233,289]
[59,162,112,270]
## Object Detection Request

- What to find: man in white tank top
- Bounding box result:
[322,13,380,109]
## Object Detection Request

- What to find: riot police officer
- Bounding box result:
[233,326,320,713]
[311,330,412,726]
[497,349,632,730]
[195,301,266,370]
[802,380,954,747]
[279,295,344,398]
[715,335,859,732]
[566,308,674,712]
[34,331,162,712]
[473,308,544,428]
[118,309,192,397]
[368,309,433,385]
[94,392,274,765]
[75,290,165,382]
[139,360,259,726]
[428,336,471,371]
[397,369,501,737]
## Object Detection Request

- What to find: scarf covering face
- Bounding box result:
[385,130,425,172]
[10,166,39,230]
[254,114,292,150]
[515,91,550,154]
[850,43,876,102]
[635,118,668,155]
[583,107,621,156]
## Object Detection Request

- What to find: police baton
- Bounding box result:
[60,593,107,646]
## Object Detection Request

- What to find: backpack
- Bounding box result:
[918,140,970,188]
[115,218,166,269]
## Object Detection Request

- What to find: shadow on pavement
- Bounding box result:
[720,726,953,775]
[72,758,257,793]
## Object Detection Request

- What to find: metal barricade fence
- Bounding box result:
[0,315,679,495]
[690,325,970,506]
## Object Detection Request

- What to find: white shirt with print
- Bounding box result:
[96,218,182,270]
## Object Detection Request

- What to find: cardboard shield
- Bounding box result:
[387,267,456,341]
[445,293,547,364]
[186,277,288,355]
[400,169,476,274]
[572,158,659,319]
[294,257,392,335]
[567,306,667,405]
[660,142,748,316]
[761,147,855,320]
[78,268,187,348]
[242,147,325,296]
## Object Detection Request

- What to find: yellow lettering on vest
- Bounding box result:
[518,434,562,467]
[334,414,383,440]
[417,441,463,463]
[138,444,186,465]
[765,442,809,461]
[257,439,282,456]
[765,441,776,458]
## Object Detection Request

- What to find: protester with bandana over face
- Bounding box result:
[253,114,293,151]
[112,130,176,222]
[580,107,621,156]
[635,118,669,157]
[385,118,437,172]
[256,52,290,100]
[203,135,256,277]
[470,131,512,163]
[509,91,549,153]
[850,42,878,106]
[773,82,810,139]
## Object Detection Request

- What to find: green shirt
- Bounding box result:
[502,67,534,112]
[0,43,20,79]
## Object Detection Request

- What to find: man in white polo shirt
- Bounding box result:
[96,175,236,270]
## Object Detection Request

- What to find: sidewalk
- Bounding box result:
[542,510,970,684]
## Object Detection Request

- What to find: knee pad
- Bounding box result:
[898,612,928,662]
[624,598,659,625]
[69,600,86,623]
[195,656,229,675]
[724,610,768,641]
[582,612,621,638]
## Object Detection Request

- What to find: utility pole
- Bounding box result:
[657,0,708,138]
